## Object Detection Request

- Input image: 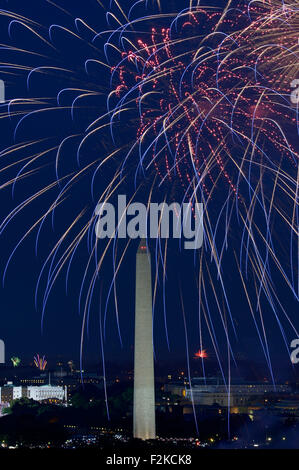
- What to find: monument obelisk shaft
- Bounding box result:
[133,239,156,440]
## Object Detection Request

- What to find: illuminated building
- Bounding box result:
[133,239,156,440]
[0,381,66,404]
[20,378,46,385]
[0,383,26,402]
[165,377,291,408]
[27,384,66,402]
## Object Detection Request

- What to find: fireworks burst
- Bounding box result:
[107,0,298,375]
[11,356,21,367]
[194,349,208,359]
[34,354,47,371]
[0,0,297,403]
[239,0,299,86]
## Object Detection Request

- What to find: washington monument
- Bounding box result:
[133,238,156,440]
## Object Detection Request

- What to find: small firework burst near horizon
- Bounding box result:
[34,354,47,371]
[194,349,208,360]
[11,356,21,367]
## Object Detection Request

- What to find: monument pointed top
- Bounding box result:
[138,237,148,254]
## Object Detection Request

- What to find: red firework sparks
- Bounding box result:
[111,7,297,199]
[194,349,208,359]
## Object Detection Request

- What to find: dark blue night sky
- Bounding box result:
[0,0,297,384]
